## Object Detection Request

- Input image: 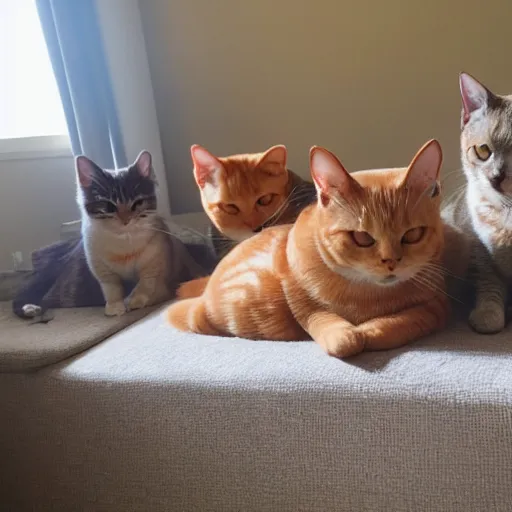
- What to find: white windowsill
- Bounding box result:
[0,135,72,161]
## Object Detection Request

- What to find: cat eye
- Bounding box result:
[220,203,240,215]
[351,231,375,247]
[131,199,145,211]
[401,227,425,244]
[257,194,274,206]
[473,144,492,161]
[103,202,117,214]
[86,200,117,217]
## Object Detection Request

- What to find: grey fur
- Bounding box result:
[445,74,512,333]
[77,151,208,316]
[12,154,216,319]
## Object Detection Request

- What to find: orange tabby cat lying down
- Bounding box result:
[167,140,450,358]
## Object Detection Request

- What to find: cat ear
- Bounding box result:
[309,146,360,205]
[75,156,103,188]
[401,139,442,195]
[459,72,494,125]
[257,145,287,175]
[191,144,224,188]
[134,150,155,179]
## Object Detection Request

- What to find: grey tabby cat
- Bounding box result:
[443,72,512,333]
[77,150,202,316]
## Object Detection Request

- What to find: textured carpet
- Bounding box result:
[0,301,160,372]
[2,308,512,511]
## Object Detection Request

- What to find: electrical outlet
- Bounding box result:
[12,251,23,271]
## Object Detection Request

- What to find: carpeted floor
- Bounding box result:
[0,301,161,372]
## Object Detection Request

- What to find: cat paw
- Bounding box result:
[126,293,150,311]
[469,305,505,334]
[316,325,365,358]
[105,301,126,317]
[22,304,43,318]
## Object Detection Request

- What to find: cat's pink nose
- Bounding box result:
[381,258,401,271]
[118,214,130,225]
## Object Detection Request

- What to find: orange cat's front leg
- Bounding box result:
[355,294,450,351]
[293,308,363,358]
[288,287,364,358]
[309,313,366,358]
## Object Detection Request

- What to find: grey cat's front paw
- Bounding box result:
[22,304,43,318]
[105,301,126,317]
[469,305,505,334]
[126,293,150,311]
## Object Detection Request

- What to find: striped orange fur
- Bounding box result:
[167,140,450,358]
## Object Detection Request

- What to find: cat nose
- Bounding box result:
[488,171,505,190]
[381,257,401,271]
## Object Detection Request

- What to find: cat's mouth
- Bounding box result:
[378,274,399,286]
[488,174,512,195]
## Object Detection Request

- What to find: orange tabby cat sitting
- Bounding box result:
[167,140,450,358]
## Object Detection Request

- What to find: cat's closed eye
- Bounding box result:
[86,200,117,217]
[472,144,492,161]
[220,203,240,215]
[104,202,117,214]
[401,227,425,244]
[131,199,145,211]
[351,231,375,247]
[257,194,274,206]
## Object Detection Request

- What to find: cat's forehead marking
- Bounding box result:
[84,165,155,205]
[489,103,512,151]
[357,188,410,232]
[465,97,512,152]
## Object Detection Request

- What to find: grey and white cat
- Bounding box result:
[444,72,512,333]
[76,151,194,316]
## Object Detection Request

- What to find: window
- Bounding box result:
[0,0,70,158]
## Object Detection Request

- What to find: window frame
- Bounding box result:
[0,135,71,161]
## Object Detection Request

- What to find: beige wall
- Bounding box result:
[0,155,78,269]
[140,0,512,214]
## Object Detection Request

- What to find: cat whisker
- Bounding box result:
[147,227,182,238]
[424,262,467,282]
[440,168,464,183]
[260,185,315,228]
[501,196,512,209]
[409,185,434,212]
[147,226,216,247]
[410,275,441,297]
[156,221,214,242]
[442,184,467,207]
[505,205,512,225]
[411,272,463,304]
